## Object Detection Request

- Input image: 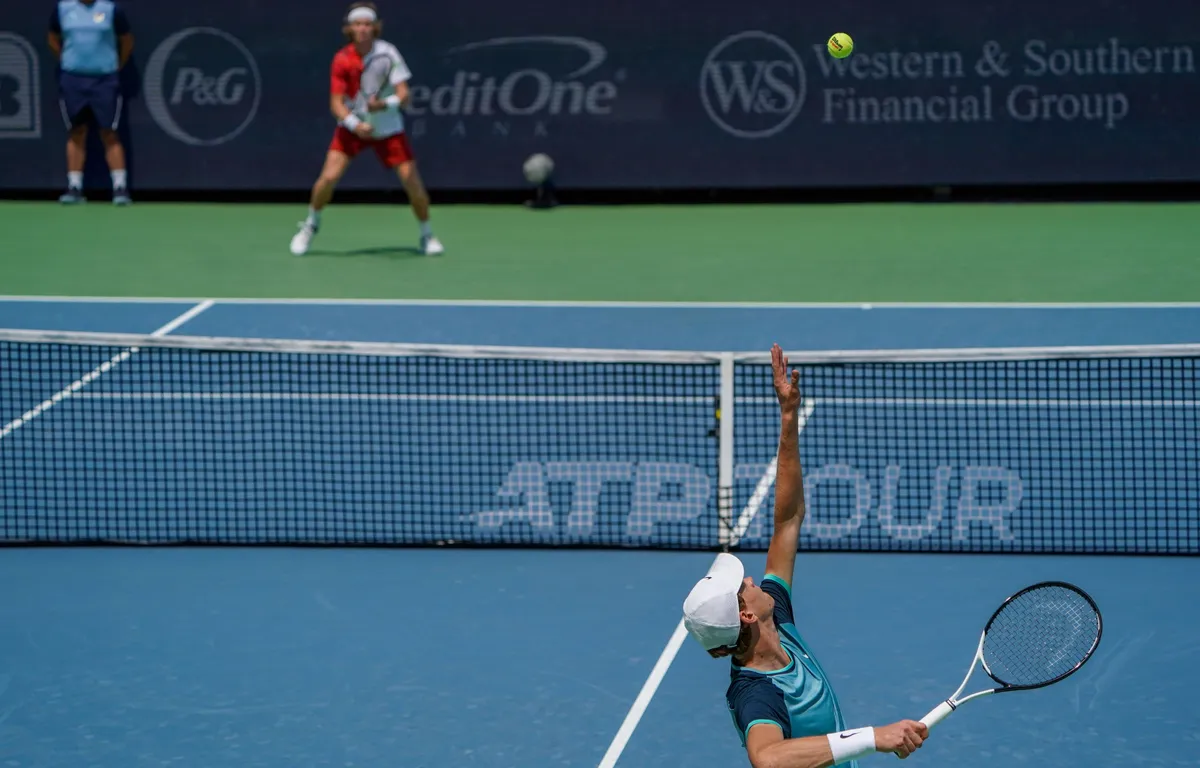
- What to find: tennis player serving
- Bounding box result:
[682,344,929,768]
[290,2,443,256]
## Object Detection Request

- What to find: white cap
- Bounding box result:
[682,553,745,651]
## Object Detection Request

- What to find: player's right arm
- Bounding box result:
[329,53,373,138]
[732,677,927,768]
[328,91,363,127]
[47,7,62,58]
[746,721,929,768]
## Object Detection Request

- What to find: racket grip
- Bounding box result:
[920,701,955,730]
[894,700,956,760]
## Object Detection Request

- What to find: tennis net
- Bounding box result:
[1,329,1197,554]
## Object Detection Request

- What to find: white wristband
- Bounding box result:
[384,94,402,109]
[341,114,362,131]
[827,727,875,765]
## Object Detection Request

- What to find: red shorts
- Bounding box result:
[329,127,414,168]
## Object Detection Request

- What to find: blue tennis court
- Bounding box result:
[1,298,1198,768]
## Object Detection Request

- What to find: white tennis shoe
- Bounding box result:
[421,235,444,255]
[290,222,318,255]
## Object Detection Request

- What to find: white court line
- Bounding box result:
[2,295,1200,309]
[596,621,690,768]
[0,295,199,304]
[0,301,214,441]
[596,400,815,768]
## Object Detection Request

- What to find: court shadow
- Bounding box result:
[306,246,424,259]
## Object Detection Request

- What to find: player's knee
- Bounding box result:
[99,129,119,146]
[317,172,341,188]
[68,125,88,141]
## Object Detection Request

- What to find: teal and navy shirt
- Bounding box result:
[50,0,129,75]
[727,575,857,767]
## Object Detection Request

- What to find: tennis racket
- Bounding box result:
[918,581,1102,731]
[355,50,394,118]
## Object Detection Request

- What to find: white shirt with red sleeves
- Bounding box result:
[330,39,412,138]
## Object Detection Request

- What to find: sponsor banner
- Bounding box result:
[141,27,262,148]
[1,0,1198,190]
[0,33,42,139]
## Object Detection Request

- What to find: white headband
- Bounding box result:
[347,7,377,22]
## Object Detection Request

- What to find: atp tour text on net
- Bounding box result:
[705,37,1195,131]
[466,462,1020,543]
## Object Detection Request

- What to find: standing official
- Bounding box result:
[48,0,133,205]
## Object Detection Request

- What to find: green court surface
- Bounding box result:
[1,201,1196,301]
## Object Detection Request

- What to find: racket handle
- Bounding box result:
[894,700,956,759]
[920,701,955,730]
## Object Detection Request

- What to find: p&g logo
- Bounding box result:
[143,27,261,146]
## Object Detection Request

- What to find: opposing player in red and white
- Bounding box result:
[290,2,443,256]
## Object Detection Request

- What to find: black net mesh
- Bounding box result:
[2,332,1197,553]
[733,356,1199,553]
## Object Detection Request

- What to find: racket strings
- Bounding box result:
[982,585,1099,687]
[360,55,392,95]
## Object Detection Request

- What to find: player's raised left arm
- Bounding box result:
[765,343,806,590]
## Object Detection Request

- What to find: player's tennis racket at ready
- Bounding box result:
[355,51,393,117]
[918,581,1102,732]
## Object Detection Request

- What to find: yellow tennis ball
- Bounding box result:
[827,32,854,59]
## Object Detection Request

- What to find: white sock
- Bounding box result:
[67,172,83,189]
[306,207,321,227]
[419,221,432,238]
[111,169,127,189]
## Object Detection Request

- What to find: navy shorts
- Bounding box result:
[58,71,122,130]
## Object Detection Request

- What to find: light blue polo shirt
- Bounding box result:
[50,0,129,75]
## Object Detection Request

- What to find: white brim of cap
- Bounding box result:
[682,553,745,651]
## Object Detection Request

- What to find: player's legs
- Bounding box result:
[395,161,430,222]
[91,74,130,205]
[379,134,443,255]
[399,162,443,255]
[62,124,88,203]
[309,150,351,209]
[290,131,359,255]
[58,73,90,204]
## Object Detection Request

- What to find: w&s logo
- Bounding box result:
[700,31,806,139]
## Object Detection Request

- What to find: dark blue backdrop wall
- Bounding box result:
[1,0,1197,190]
